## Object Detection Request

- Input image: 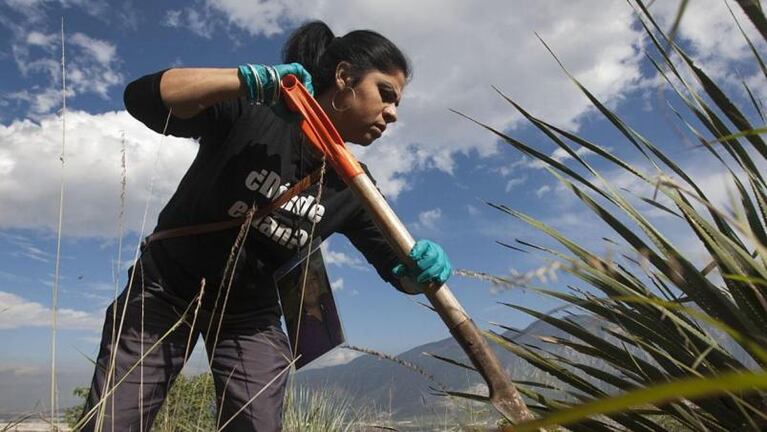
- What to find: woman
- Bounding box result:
[80,21,451,431]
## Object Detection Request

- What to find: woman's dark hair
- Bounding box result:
[282,21,411,96]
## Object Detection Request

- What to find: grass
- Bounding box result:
[282,381,374,432]
[64,374,381,432]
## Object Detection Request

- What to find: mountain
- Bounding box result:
[294,314,614,419]
[295,312,756,420]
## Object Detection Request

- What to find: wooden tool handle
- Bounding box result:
[350,175,534,423]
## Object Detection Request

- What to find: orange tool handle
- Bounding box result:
[280,75,364,182]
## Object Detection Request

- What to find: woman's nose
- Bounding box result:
[383,104,397,124]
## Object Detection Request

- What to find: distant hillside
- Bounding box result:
[295,315,613,419]
[295,313,753,420]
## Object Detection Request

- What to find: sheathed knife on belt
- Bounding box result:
[280,74,535,425]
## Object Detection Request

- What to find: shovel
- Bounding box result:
[280,74,535,425]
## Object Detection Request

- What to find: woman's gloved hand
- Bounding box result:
[271,63,314,95]
[238,63,314,106]
[392,239,452,294]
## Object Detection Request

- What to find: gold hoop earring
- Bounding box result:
[331,86,356,112]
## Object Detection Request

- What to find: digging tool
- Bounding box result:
[280,74,535,425]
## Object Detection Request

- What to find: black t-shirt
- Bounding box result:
[124,70,402,314]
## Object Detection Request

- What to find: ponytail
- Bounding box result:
[282,20,411,96]
[281,21,335,82]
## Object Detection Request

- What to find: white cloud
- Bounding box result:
[0,110,197,237]
[330,277,344,292]
[466,204,480,217]
[4,0,110,22]
[2,18,123,117]
[498,157,529,177]
[505,176,527,193]
[3,0,52,23]
[69,32,116,66]
[206,0,312,37]
[6,87,70,117]
[162,8,216,38]
[321,241,365,269]
[164,10,183,27]
[535,185,552,198]
[643,0,767,101]
[17,245,51,263]
[0,290,101,330]
[349,141,418,198]
[552,147,594,163]
[650,0,763,64]
[301,347,363,370]
[1,232,54,263]
[414,208,442,232]
[26,31,57,47]
[165,1,301,38]
[66,33,122,99]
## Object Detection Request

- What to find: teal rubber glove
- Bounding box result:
[274,63,314,95]
[392,239,452,287]
[255,63,314,99]
[239,63,314,118]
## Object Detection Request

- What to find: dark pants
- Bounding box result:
[78,252,292,432]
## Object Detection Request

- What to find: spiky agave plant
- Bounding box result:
[446,1,767,431]
[282,383,375,432]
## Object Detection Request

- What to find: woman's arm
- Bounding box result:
[124,69,242,139]
[125,64,312,141]
[159,68,245,119]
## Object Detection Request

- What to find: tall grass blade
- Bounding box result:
[734,0,767,43]
[512,369,767,432]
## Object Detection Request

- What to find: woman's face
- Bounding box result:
[327,67,406,146]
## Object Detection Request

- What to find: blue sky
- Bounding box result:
[0,0,764,413]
